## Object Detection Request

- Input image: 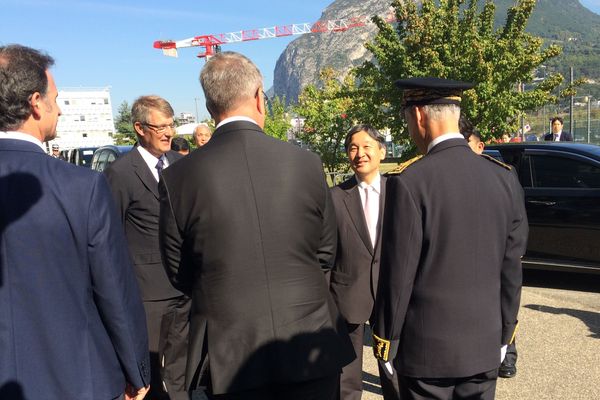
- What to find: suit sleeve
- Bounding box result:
[317,177,337,272]
[104,164,130,223]
[501,172,528,344]
[158,175,193,295]
[372,176,422,362]
[87,173,150,389]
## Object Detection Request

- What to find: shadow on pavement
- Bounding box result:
[524,304,600,339]
[362,371,383,395]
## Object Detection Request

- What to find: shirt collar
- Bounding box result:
[427,132,465,153]
[356,173,382,194]
[137,145,168,168]
[216,116,260,130]
[0,131,46,151]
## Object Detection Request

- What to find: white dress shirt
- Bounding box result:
[137,145,169,182]
[357,174,381,247]
[0,131,46,151]
[427,132,465,153]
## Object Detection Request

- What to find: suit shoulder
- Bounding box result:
[479,153,512,171]
[385,155,423,176]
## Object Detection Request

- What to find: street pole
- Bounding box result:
[521,82,526,141]
[569,67,574,137]
[194,97,201,123]
[588,96,592,143]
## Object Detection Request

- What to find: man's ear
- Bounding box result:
[30,92,43,119]
[379,144,386,161]
[134,121,145,137]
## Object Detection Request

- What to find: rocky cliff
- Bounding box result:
[273,0,393,103]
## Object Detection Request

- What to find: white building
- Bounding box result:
[50,87,116,150]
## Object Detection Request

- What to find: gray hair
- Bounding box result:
[199,52,263,116]
[422,104,461,122]
[0,44,54,131]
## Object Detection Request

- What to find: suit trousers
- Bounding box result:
[339,323,400,400]
[398,369,498,400]
[144,296,191,400]
[206,374,339,400]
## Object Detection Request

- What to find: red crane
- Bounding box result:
[153,14,395,59]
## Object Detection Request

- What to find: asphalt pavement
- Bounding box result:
[361,270,600,400]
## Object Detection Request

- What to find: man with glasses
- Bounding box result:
[372,78,527,400]
[105,95,188,400]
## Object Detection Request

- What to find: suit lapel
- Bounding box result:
[130,147,160,200]
[343,178,374,255]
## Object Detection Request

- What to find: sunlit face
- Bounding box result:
[347,130,386,182]
[552,119,563,134]
[194,125,212,147]
[467,135,484,155]
[501,134,511,143]
[40,71,61,142]
[135,109,174,157]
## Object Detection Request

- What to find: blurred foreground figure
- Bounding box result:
[372,77,528,400]
[0,44,149,400]
[159,51,354,400]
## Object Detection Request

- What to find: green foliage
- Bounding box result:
[263,95,291,141]
[353,0,568,141]
[112,101,137,145]
[293,68,358,174]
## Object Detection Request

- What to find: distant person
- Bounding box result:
[193,122,212,147]
[158,51,354,400]
[544,116,573,141]
[501,133,511,143]
[171,136,190,156]
[330,124,399,400]
[50,142,66,160]
[372,77,528,400]
[104,96,188,400]
[459,114,484,154]
[0,44,150,400]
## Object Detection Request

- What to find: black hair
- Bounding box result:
[344,124,385,151]
[0,44,54,131]
[459,114,481,141]
[551,116,563,125]
[171,136,190,152]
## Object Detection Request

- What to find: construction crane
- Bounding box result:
[153,13,395,59]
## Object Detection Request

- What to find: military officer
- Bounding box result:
[372,77,528,400]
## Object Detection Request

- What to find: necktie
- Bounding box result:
[363,186,378,247]
[155,156,164,176]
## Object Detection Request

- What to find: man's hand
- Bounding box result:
[125,383,150,400]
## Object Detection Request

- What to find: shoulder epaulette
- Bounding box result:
[385,155,423,175]
[480,153,512,171]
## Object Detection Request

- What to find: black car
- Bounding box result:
[90,145,133,172]
[484,142,600,274]
[67,147,98,168]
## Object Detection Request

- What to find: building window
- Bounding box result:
[64,100,70,105]
[108,131,113,137]
[82,133,88,138]
[80,115,85,121]
[104,98,109,105]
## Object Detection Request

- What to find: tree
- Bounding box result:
[353,0,577,143]
[263,95,291,141]
[294,68,360,175]
[112,100,136,145]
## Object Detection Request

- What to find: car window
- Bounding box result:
[106,151,117,164]
[94,150,110,172]
[530,155,600,188]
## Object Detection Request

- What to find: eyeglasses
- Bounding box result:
[255,88,272,116]
[141,122,176,134]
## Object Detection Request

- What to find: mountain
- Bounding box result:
[272,0,600,103]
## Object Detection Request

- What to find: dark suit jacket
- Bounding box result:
[104,146,183,301]
[0,139,150,399]
[544,131,573,141]
[372,139,528,378]
[158,121,354,395]
[330,175,386,324]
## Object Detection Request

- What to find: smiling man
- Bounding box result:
[329,124,399,400]
[104,96,188,400]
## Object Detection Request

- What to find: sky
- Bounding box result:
[2,0,600,121]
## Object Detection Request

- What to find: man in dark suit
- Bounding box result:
[104,96,188,400]
[330,124,398,400]
[372,78,528,400]
[543,116,573,141]
[158,51,354,400]
[0,44,150,400]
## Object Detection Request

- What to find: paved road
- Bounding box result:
[361,270,600,400]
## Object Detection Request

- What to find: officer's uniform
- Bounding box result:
[372,78,528,400]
